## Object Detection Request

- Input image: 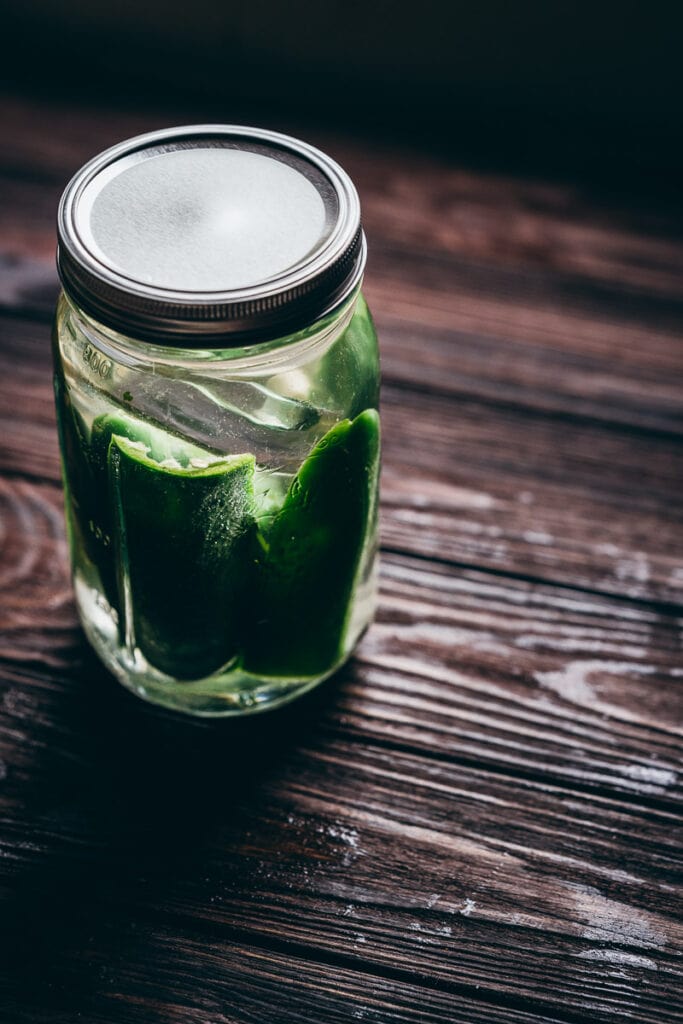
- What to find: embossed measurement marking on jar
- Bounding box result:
[88,519,112,547]
[83,343,113,379]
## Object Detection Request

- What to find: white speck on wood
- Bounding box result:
[614,553,651,585]
[460,898,476,917]
[535,659,655,706]
[328,824,359,847]
[576,949,658,970]
[595,542,622,557]
[519,636,649,657]
[568,883,669,949]
[668,565,683,587]
[522,530,554,545]
[534,659,682,744]
[616,764,676,787]
[385,475,498,510]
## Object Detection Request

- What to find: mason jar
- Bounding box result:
[53,125,380,716]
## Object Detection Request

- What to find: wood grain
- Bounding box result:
[0,91,681,1024]
[1,480,681,1021]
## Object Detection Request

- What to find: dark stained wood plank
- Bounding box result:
[365,249,683,435]
[0,931,580,1024]
[0,175,62,263]
[380,387,683,605]
[1,859,681,1024]
[0,598,681,1024]
[0,646,681,1023]
[0,253,59,318]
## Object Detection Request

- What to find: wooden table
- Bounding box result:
[1,94,681,1023]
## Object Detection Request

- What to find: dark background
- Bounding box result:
[3,0,681,191]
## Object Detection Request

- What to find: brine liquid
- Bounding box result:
[74,559,377,716]
[57,378,379,715]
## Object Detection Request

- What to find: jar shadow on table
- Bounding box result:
[74,635,350,816]
[0,630,357,1016]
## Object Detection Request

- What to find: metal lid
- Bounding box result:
[57,125,365,345]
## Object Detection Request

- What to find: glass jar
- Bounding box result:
[53,126,380,716]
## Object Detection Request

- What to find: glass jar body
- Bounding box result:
[53,290,380,715]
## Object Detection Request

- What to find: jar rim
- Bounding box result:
[58,286,362,376]
[57,125,365,347]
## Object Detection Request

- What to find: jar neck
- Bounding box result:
[59,287,361,377]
